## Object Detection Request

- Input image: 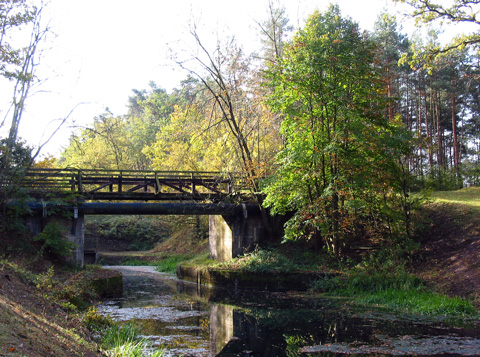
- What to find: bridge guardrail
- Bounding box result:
[22,168,250,201]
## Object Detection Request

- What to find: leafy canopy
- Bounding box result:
[263,5,412,255]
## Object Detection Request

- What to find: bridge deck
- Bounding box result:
[23,168,247,201]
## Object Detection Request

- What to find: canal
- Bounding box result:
[98,266,480,356]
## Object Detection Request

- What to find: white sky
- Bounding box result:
[0,0,416,157]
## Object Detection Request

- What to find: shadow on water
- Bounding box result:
[98,266,480,356]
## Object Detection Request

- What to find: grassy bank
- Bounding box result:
[175,242,478,317]
[0,258,102,355]
[312,269,477,316]
[0,257,168,356]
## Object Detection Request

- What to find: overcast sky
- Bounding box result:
[2,0,411,156]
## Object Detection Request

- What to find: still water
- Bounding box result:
[98,266,480,356]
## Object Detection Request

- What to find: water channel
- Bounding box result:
[97,266,480,356]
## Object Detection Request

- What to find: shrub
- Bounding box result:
[33,222,74,259]
[83,306,113,331]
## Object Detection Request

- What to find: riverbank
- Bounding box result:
[172,188,480,315]
[0,259,114,355]
[411,188,480,306]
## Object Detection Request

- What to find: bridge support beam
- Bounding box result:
[209,208,265,262]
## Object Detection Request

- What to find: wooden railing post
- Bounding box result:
[78,170,83,192]
[191,173,196,195]
[118,171,122,193]
[155,172,160,194]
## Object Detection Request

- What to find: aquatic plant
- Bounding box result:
[101,322,166,357]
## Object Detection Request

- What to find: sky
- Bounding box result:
[1,0,412,157]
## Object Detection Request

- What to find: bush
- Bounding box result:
[83,306,113,331]
[33,222,74,259]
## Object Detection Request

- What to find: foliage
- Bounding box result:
[144,104,227,171]
[0,138,32,217]
[263,5,414,256]
[33,221,75,259]
[59,113,132,170]
[121,259,160,266]
[83,306,114,331]
[0,0,36,78]
[85,216,170,251]
[394,0,480,67]
[1,0,50,151]
[210,245,326,273]
[217,247,297,272]
[60,84,177,171]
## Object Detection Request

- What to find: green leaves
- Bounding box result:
[263,5,413,256]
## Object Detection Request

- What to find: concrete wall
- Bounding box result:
[54,214,85,267]
[209,210,266,262]
[25,212,85,267]
[209,215,234,261]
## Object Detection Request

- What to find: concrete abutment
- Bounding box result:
[25,212,85,267]
[209,210,265,262]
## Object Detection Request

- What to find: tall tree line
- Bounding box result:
[57,1,480,255]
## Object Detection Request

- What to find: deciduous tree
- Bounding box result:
[264,5,412,256]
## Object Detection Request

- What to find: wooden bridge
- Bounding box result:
[22,168,248,201]
[22,168,265,267]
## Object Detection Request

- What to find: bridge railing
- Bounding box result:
[22,168,249,200]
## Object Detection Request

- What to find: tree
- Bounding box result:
[0,0,48,213]
[394,0,480,66]
[372,12,410,121]
[145,104,227,172]
[1,0,49,150]
[264,6,412,256]
[255,0,292,66]
[126,82,176,169]
[59,112,131,170]
[0,0,36,79]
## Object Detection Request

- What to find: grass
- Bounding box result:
[214,248,299,272]
[359,289,477,316]
[192,246,328,273]
[121,259,160,266]
[431,186,480,208]
[313,270,478,317]
[154,254,196,274]
[101,323,166,357]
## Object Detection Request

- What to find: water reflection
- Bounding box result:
[99,266,480,356]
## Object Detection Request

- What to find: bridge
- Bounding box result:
[22,168,267,267]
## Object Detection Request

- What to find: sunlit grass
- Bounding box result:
[359,289,477,316]
[155,254,195,274]
[313,271,478,317]
[431,187,480,208]
[101,323,165,357]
